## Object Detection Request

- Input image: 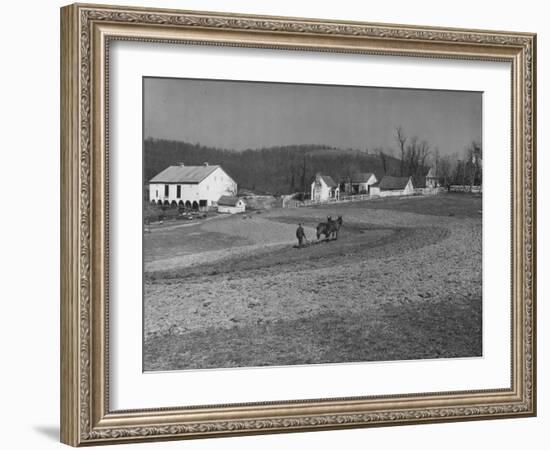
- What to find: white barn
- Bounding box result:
[148,163,237,210]
[311,174,340,202]
[217,196,246,214]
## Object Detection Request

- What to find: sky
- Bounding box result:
[144,77,482,157]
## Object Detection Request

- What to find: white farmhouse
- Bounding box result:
[310,174,340,202]
[148,163,237,210]
[217,196,246,214]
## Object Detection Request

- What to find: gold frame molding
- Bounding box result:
[60,3,536,446]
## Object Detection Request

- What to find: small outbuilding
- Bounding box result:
[217,196,246,214]
[349,172,378,194]
[378,176,414,196]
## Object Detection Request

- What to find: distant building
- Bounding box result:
[348,172,378,194]
[148,163,237,210]
[311,174,340,202]
[217,196,246,214]
[425,167,439,189]
[374,176,414,197]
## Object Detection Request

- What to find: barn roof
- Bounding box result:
[351,172,375,183]
[379,176,412,190]
[149,165,220,183]
[318,174,337,188]
[217,195,242,206]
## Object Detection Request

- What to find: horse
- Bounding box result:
[316,216,332,240]
[329,216,343,240]
[316,216,343,241]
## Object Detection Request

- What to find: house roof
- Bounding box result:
[351,172,375,183]
[379,176,412,190]
[315,174,337,188]
[426,167,437,178]
[217,195,242,206]
[149,165,220,183]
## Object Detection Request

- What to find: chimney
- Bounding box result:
[178,162,185,167]
[203,162,209,166]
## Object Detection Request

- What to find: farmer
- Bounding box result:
[296,223,306,248]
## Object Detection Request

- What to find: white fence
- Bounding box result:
[413,187,445,196]
[449,185,482,193]
[284,193,371,208]
[283,185,481,209]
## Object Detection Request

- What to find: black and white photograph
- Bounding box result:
[1,0,544,447]
[142,77,483,372]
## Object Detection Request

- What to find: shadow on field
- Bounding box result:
[144,294,482,371]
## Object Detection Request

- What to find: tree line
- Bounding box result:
[144,129,481,197]
[144,138,400,196]
[374,126,482,187]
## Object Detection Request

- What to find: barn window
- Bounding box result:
[176,185,181,198]
[164,185,169,197]
[155,189,158,198]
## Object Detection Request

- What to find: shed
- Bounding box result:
[378,176,414,196]
[349,172,378,194]
[217,196,246,214]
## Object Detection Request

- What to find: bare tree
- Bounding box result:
[417,140,431,178]
[342,163,357,194]
[395,126,407,176]
[438,154,453,187]
[432,147,441,176]
[300,153,308,194]
[373,147,389,175]
[379,150,388,175]
[460,159,467,186]
[464,140,482,188]
[405,135,419,176]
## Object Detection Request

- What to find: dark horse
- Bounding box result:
[316,216,343,241]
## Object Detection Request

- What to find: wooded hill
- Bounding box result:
[144,138,401,195]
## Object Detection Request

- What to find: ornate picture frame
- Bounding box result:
[60,3,536,446]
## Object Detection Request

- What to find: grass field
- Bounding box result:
[143,193,482,371]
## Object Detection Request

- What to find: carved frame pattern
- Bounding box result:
[60,3,536,446]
